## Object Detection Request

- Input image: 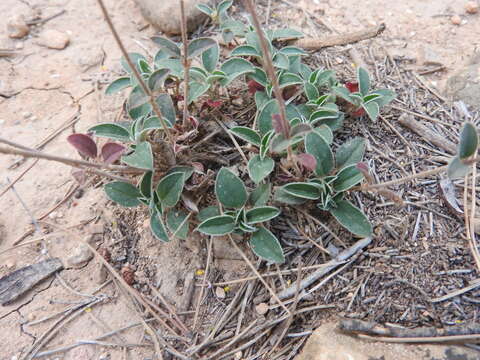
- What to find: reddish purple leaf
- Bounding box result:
[248,80,265,95]
[356,162,374,183]
[346,81,359,93]
[189,115,199,128]
[67,133,97,158]
[297,153,317,172]
[101,142,125,164]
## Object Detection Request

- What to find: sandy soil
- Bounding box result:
[0,0,479,359]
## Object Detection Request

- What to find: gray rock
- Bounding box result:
[37,29,70,50]
[445,51,480,109]
[67,243,93,268]
[133,0,209,34]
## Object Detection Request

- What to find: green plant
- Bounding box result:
[67,2,398,264]
[196,168,284,263]
[275,135,372,237]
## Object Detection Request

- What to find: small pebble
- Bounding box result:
[255,302,269,315]
[465,1,479,14]
[232,97,243,106]
[233,351,242,360]
[27,312,36,322]
[37,29,70,50]
[66,243,93,268]
[451,15,462,25]
[22,112,32,119]
[30,116,38,121]
[7,15,29,39]
[215,286,226,299]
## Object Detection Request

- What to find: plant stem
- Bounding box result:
[362,165,447,190]
[179,0,190,128]
[95,0,174,145]
[0,145,133,182]
[242,0,290,139]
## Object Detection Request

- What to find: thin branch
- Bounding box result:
[242,0,290,138]
[179,0,190,127]
[227,234,291,315]
[95,0,174,145]
[0,145,133,182]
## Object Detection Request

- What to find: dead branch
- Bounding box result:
[291,23,386,50]
[398,114,456,154]
[340,318,480,341]
[277,237,372,300]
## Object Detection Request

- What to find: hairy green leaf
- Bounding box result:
[196,215,235,235]
[250,183,271,207]
[104,182,142,207]
[151,36,181,58]
[196,3,214,16]
[148,68,170,91]
[282,182,321,200]
[220,57,254,86]
[230,127,261,146]
[336,137,366,169]
[248,155,274,184]
[362,101,380,122]
[447,155,471,180]
[121,53,147,73]
[156,172,185,208]
[156,94,176,126]
[188,37,217,58]
[246,206,280,224]
[215,168,247,209]
[89,123,131,142]
[167,210,189,240]
[197,206,221,223]
[187,81,210,104]
[357,67,370,96]
[459,122,478,160]
[332,164,364,192]
[230,45,260,57]
[305,132,334,176]
[330,199,372,237]
[249,227,285,263]
[150,210,170,242]
[106,77,131,95]
[202,42,220,73]
[122,141,153,170]
[139,171,153,198]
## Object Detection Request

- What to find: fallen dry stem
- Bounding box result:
[227,234,291,315]
[242,0,290,138]
[179,0,190,128]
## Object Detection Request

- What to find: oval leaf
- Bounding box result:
[151,36,181,58]
[248,155,274,184]
[166,210,189,240]
[89,123,131,141]
[282,182,321,200]
[250,183,271,207]
[249,227,285,263]
[362,101,379,122]
[230,127,261,146]
[202,42,220,73]
[148,68,171,91]
[196,215,235,236]
[330,199,372,237]
[336,137,366,169]
[459,122,478,160]
[105,77,131,95]
[246,206,280,224]
[150,210,170,242]
[448,155,471,180]
[122,141,153,170]
[297,153,317,172]
[156,94,176,126]
[215,168,247,209]
[305,132,334,176]
[230,45,260,57]
[357,67,370,96]
[274,187,308,205]
[188,38,217,58]
[220,57,254,86]
[332,164,364,192]
[104,181,142,207]
[157,172,185,208]
[101,142,125,164]
[67,134,97,158]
